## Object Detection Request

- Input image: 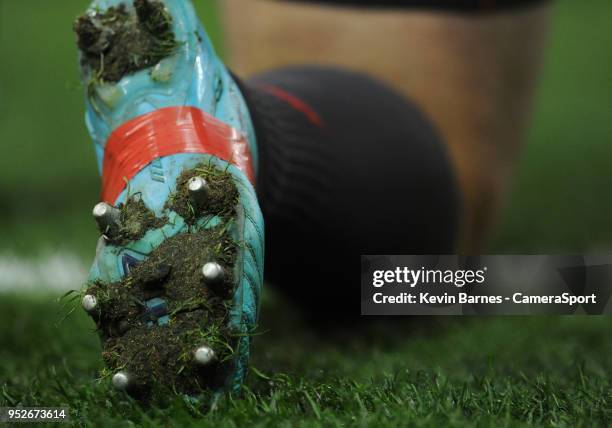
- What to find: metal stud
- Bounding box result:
[202,262,225,285]
[194,345,216,366]
[92,202,121,237]
[81,294,98,313]
[112,371,132,391]
[187,176,209,208]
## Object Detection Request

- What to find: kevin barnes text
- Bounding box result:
[373,292,597,306]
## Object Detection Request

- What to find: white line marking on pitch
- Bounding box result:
[0,252,88,292]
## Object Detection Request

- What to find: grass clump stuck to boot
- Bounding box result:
[83,163,244,401]
[74,0,179,83]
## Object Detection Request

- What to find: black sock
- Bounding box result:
[237,66,461,318]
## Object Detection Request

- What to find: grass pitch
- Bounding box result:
[0,293,610,427]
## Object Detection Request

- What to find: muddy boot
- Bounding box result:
[75,0,263,401]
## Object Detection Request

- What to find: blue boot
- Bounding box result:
[75,0,264,399]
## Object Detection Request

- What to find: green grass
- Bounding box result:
[491,0,612,252]
[1,293,610,427]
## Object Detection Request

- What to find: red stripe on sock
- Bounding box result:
[101,106,255,204]
[257,84,324,128]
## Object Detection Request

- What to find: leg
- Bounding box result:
[239,66,460,317]
[223,0,551,251]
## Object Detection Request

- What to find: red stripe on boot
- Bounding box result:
[101,106,255,203]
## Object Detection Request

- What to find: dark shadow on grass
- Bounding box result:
[250,288,472,375]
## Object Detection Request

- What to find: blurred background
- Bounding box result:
[0,1,610,425]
